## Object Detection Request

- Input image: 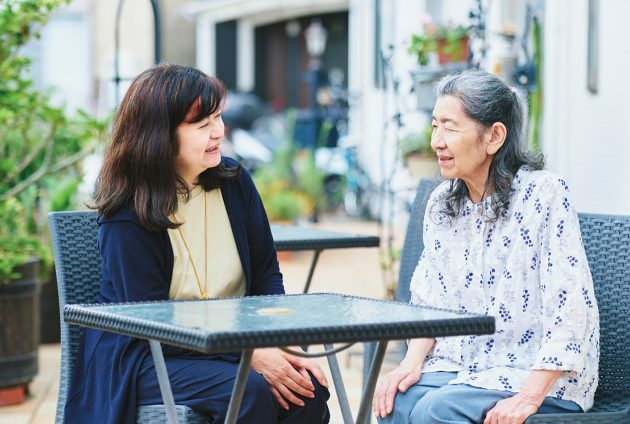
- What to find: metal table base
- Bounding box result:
[148,341,389,424]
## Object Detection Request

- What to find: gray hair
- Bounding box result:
[433,69,544,221]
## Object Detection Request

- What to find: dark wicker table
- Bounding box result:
[270,225,380,293]
[64,293,495,424]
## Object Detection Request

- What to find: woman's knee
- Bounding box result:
[409,385,498,424]
[238,371,277,420]
[377,389,421,424]
[308,375,330,408]
[410,389,460,423]
[281,372,330,423]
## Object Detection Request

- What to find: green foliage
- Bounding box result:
[409,33,438,67]
[0,198,42,283]
[252,110,329,221]
[294,150,325,211]
[399,124,434,157]
[0,0,109,282]
[408,22,471,66]
[379,247,401,300]
[253,145,316,222]
[528,16,542,152]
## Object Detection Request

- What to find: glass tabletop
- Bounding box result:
[65,294,495,353]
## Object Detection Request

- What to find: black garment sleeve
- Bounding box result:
[240,167,284,296]
[98,220,171,302]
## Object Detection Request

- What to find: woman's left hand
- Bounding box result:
[483,392,539,424]
[251,348,328,410]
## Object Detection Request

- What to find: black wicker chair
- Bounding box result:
[525,213,630,422]
[362,178,441,420]
[48,211,206,423]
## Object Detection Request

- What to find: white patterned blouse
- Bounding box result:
[409,167,600,411]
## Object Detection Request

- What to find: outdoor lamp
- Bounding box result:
[302,18,328,150]
[305,19,328,58]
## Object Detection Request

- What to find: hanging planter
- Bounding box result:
[409,68,444,111]
[436,35,470,65]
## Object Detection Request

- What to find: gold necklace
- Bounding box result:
[176,190,208,299]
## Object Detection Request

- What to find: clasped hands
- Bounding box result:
[251,347,328,410]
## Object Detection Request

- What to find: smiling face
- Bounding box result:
[175,106,224,187]
[431,95,503,199]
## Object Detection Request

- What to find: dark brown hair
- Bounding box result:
[92,64,241,230]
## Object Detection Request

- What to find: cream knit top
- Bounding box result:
[167,186,245,300]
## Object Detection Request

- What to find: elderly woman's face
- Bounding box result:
[431,95,493,187]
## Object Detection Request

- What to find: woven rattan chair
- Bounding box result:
[48,211,206,423]
[362,178,441,400]
[525,213,630,422]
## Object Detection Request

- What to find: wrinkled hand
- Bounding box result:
[483,393,540,424]
[372,360,423,419]
[251,348,328,410]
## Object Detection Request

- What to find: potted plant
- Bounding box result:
[0,198,43,403]
[399,124,440,181]
[408,15,471,67]
[408,15,471,111]
[0,0,105,401]
[253,147,313,224]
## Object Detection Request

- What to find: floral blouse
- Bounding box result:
[409,167,599,411]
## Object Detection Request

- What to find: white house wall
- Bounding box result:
[543,0,630,214]
[349,0,427,184]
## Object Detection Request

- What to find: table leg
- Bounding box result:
[225,349,253,424]
[324,344,354,424]
[303,250,322,293]
[148,340,179,424]
[356,340,388,424]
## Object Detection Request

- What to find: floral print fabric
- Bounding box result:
[409,167,599,411]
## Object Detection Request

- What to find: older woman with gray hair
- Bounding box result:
[373,69,599,424]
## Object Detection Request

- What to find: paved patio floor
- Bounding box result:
[0,216,404,423]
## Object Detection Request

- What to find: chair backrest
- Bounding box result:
[577,213,630,403]
[395,178,442,303]
[48,210,100,424]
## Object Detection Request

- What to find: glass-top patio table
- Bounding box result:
[270,224,380,293]
[64,293,495,424]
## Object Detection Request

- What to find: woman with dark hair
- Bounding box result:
[65,64,330,423]
[373,69,599,424]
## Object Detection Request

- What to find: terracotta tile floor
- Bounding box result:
[0,216,404,423]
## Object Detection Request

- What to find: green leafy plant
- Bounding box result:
[408,17,471,66]
[399,124,434,158]
[294,150,325,212]
[0,0,108,283]
[379,247,401,300]
[253,147,313,222]
[252,109,329,222]
[0,198,43,281]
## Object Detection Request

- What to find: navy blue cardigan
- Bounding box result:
[64,159,284,423]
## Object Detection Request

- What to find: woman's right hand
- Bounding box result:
[372,359,424,419]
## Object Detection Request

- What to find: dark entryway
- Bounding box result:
[253,11,349,110]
